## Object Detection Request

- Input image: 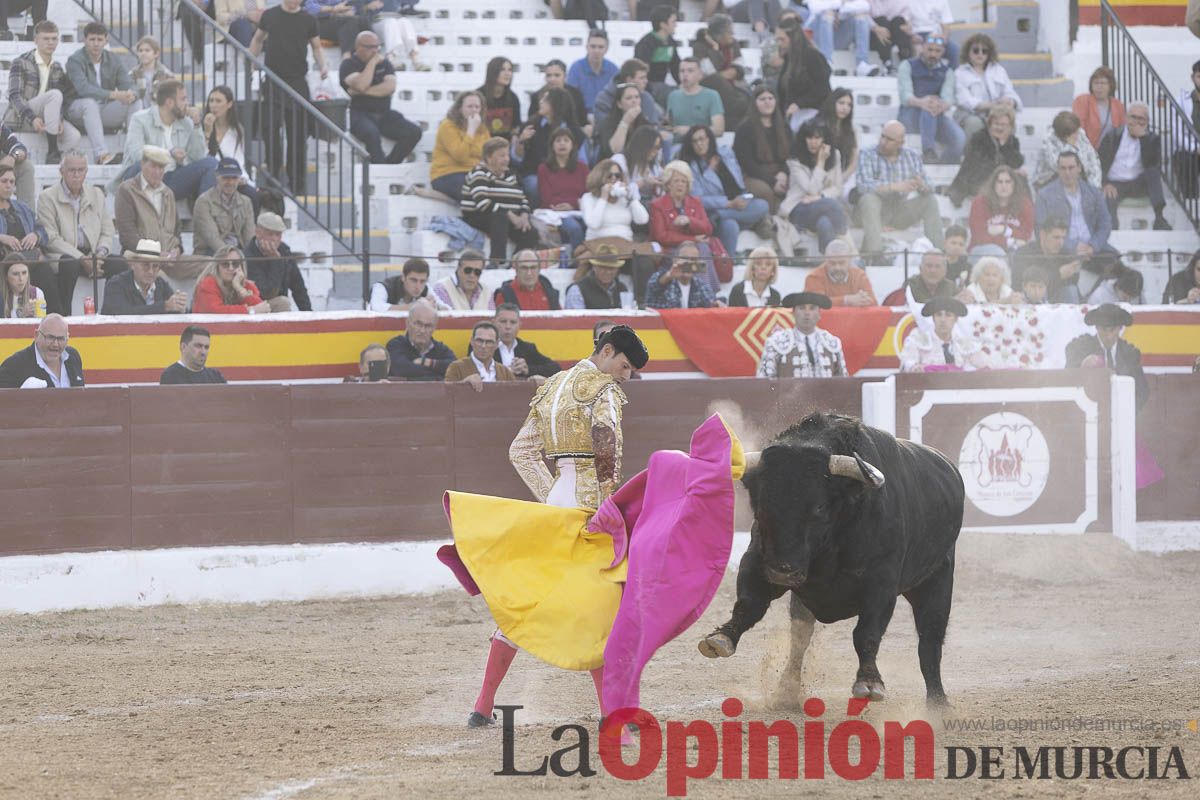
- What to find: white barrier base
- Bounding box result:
[1130,522,1200,553]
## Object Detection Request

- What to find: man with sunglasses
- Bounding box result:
[897,34,965,164]
[431,250,494,311]
[0,313,85,388]
[1098,102,1172,231]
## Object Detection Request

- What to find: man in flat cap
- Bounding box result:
[245,211,312,312]
[899,296,990,372]
[114,144,189,277]
[757,291,847,378]
[1066,303,1148,409]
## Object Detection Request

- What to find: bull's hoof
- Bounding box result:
[851,680,887,702]
[698,632,735,659]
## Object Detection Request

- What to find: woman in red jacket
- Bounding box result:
[648,160,715,249]
[192,246,272,314]
[968,165,1034,254]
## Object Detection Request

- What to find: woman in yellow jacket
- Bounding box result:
[431,91,491,201]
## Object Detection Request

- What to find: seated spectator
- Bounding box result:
[192,246,273,314]
[3,21,82,165]
[947,105,1022,207]
[119,80,217,207]
[598,83,657,161]
[462,137,539,266]
[780,118,848,252]
[0,313,84,389]
[817,88,859,197]
[634,5,682,106]
[774,18,832,130]
[340,31,421,165]
[201,87,252,191]
[856,120,943,263]
[431,92,490,201]
[960,255,1023,305]
[807,1,879,78]
[899,296,988,371]
[0,163,57,310]
[1089,263,1144,305]
[613,125,666,202]
[581,159,650,241]
[728,246,782,307]
[532,60,588,132]
[1065,303,1147,410]
[906,0,958,64]
[805,238,877,306]
[757,7,800,88]
[1033,111,1101,189]
[245,212,312,312]
[65,23,138,166]
[1175,60,1199,200]
[757,290,848,378]
[1098,102,1171,230]
[1163,249,1200,304]
[370,257,446,312]
[725,0,783,38]
[953,33,1020,141]
[491,303,561,383]
[445,320,516,390]
[667,58,726,140]
[905,248,956,303]
[516,89,584,202]
[161,325,227,384]
[37,150,128,314]
[1035,151,1115,269]
[387,298,456,380]
[477,56,522,140]
[1073,66,1125,150]
[968,165,1034,254]
[567,29,619,120]
[691,14,751,130]
[494,250,561,310]
[1019,265,1049,305]
[345,343,391,383]
[193,158,255,256]
[898,34,965,164]
[371,0,428,71]
[115,146,188,279]
[734,86,792,214]
[215,0,267,48]
[129,36,177,113]
[564,242,632,309]
[678,124,770,255]
[2,255,42,318]
[432,250,494,311]
[649,160,716,250]
[1013,217,1083,303]
[100,239,188,315]
[0,122,34,206]
[645,241,719,309]
[535,127,589,252]
[593,59,663,133]
[943,223,971,285]
[309,0,374,54]
[868,0,915,72]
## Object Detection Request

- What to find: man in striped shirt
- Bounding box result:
[461,137,539,265]
[856,119,944,264]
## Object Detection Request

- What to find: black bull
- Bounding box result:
[700,413,964,704]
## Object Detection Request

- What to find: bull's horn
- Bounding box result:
[829,453,885,489]
[744,450,761,469]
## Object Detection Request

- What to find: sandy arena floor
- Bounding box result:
[1,532,1198,799]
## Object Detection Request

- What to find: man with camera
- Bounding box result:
[644,240,721,309]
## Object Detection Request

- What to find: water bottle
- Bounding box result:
[559,245,569,270]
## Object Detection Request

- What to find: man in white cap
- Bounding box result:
[100,239,189,315]
[114,144,195,279]
[803,239,877,306]
[245,212,312,311]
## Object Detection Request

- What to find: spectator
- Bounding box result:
[117,79,217,207]
[581,159,650,241]
[780,118,848,252]
[340,31,421,164]
[1175,60,1199,200]
[757,291,848,377]
[857,119,943,262]
[371,0,429,71]
[805,238,877,306]
[1163,249,1200,304]
[0,163,52,304]
[307,0,374,53]
[612,125,666,201]
[868,0,914,72]
[536,127,589,252]
[961,255,1023,304]
[3,21,81,165]
[1098,102,1171,231]
[345,343,391,382]
[1065,303,1147,410]
[2,254,41,318]
[598,83,656,161]
[898,33,965,164]
[462,137,539,265]
[691,14,751,129]
[161,325,227,384]
[250,0,329,195]
[593,59,662,133]
[114,146,188,278]
[905,248,956,303]
[0,125,31,210]
[947,105,1022,207]
[491,303,561,382]
[201,87,250,181]
[940,224,969,285]
[129,36,177,113]
[679,124,770,255]
[65,22,137,166]
[431,91,490,201]
[386,298,456,380]
[37,150,128,313]
[899,296,988,371]
[193,158,255,256]
[953,33,1020,141]
[0,313,84,389]
[516,89,584,201]
[370,257,445,311]
[807,1,880,78]
[215,0,267,48]
[634,5,682,106]
[549,0,611,26]
[774,18,832,130]
[667,58,726,140]
[817,88,859,194]
[245,212,312,312]
[564,242,632,309]
[0,0,47,40]
[734,86,792,213]
[494,250,561,310]
[1089,263,1145,305]
[649,159,716,250]
[432,250,494,311]
[445,320,516,390]
[968,165,1034,254]
[1013,217,1083,303]
[1033,111,1102,189]
[532,60,588,132]
[1019,265,1049,305]
[906,0,958,65]
[100,239,188,315]
[645,241,719,308]
[725,0,784,36]
[1035,151,1115,268]
[1073,66,1125,150]
[757,7,801,87]
[192,246,272,314]
[728,246,782,306]
[568,29,619,119]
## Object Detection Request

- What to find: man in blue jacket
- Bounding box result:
[1036,151,1117,267]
